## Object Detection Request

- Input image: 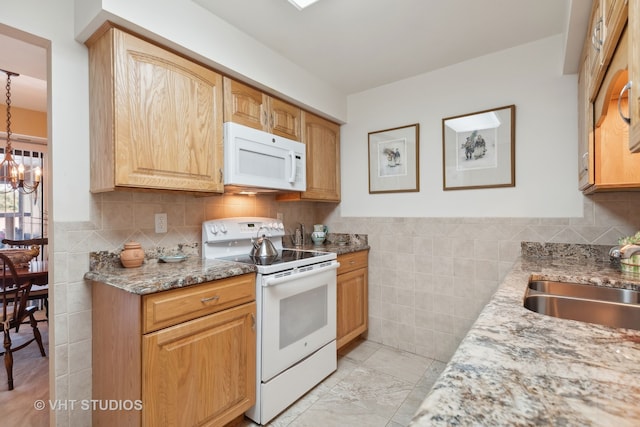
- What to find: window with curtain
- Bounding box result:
[0,144,46,248]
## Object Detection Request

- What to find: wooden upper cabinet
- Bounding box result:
[86,23,224,194]
[630,0,640,151]
[578,52,593,191]
[223,77,301,141]
[277,112,341,202]
[588,0,628,100]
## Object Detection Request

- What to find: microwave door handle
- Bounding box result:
[288,151,296,183]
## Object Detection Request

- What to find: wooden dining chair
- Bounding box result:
[1,238,48,319]
[0,253,47,390]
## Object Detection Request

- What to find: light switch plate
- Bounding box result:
[155,213,167,233]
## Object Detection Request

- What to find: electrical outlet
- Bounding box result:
[277,212,284,222]
[155,213,168,233]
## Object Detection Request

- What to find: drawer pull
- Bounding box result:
[350,260,357,265]
[200,295,220,303]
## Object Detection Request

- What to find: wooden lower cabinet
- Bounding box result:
[336,250,369,350]
[92,273,256,427]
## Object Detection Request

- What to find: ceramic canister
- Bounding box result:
[120,241,145,268]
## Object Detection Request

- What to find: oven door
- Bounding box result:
[260,262,338,382]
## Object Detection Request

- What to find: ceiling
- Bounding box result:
[195,0,589,94]
[0,32,47,112]
[0,0,591,112]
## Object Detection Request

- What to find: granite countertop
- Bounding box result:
[83,257,257,295]
[410,243,640,426]
[84,235,369,295]
[286,233,370,255]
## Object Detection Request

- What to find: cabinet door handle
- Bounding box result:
[582,152,589,172]
[251,313,256,331]
[618,81,632,125]
[200,295,220,303]
[219,168,223,183]
[592,18,603,52]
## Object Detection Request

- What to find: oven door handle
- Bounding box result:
[263,262,340,287]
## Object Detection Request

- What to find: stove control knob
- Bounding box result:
[219,224,228,233]
[277,222,284,230]
[210,225,219,234]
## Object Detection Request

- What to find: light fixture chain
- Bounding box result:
[5,71,12,151]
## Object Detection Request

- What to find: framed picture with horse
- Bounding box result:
[368,123,420,194]
[442,105,515,190]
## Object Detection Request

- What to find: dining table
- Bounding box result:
[9,260,49,317]
[15,260,48,286]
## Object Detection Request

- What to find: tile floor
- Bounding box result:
[239,339,447,427]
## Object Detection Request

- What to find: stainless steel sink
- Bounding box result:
[528,280,640,304]
[524,279,640,331]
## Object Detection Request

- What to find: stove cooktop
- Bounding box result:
[218,248,332,266]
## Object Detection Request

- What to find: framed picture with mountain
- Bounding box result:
[368,123,420,194]
[442,105,515,190]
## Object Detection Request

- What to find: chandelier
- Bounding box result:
[1,69,41,194]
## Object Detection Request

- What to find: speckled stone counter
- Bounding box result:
[285,232,369,255]
[84,234,368,295]
[410,242,640,427]
[84,257,257,295]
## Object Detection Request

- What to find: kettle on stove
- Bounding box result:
[250,226,278,259]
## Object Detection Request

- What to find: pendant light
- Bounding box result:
[0,69,41,194]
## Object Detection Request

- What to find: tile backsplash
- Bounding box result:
[53,190,640,425]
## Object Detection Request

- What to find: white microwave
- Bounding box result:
[223,122,306,192]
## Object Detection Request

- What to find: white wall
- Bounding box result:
[1,0,91,223]
[341,34,583,218]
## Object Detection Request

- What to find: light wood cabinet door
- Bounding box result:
[586,0,628,101]
[588,0,605,99]
[630,0,640,151]
[92,274,257,427]
[278,112,341,202]
[578,52,594,191]
[223,77,267,131]
[336,251,368,350]
[270,97,302,141]
[87,24,224,194]
[143,302,256,427]
[588,27,640,192]
[223,77,301,141]
[303,112,341,201]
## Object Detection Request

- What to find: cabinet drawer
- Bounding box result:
[337,250,369,275]
[143,273,255,333]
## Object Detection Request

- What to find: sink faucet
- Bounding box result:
[620,244,640,259]
[299,223,305,245]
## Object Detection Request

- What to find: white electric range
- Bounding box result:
[202,217,338,425]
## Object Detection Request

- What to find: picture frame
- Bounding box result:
[368,123,420,194]
[442,105,515,190]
